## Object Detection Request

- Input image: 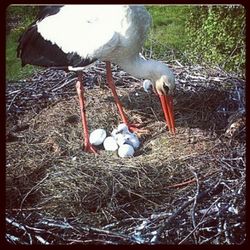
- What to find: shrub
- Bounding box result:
[185,5,246,77]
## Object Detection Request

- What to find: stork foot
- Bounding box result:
[127,123,150,135]
[83,143,99,154]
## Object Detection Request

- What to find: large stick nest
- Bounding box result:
[6,61,245,244]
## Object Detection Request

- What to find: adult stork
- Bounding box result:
[17,5,176,154]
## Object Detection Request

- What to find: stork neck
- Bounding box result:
[117,55,158,81]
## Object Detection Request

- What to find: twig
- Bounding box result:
[128,189,159,206]
[35,235,50,244]
[189,166,200,244]
[7,90,22,111]
[223,220,231,244]
[7,205,58,212]
[178,197,221,244]
[152,181,224,243]
[6,217,33,244]
[20,174,50,210]
[167,169,218,189]
[6,89,22,96]
[51,78,76,92]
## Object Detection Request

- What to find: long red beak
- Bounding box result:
[158,93,176,134]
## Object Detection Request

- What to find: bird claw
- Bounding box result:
[127,123,150,135]
[84,143,99,154]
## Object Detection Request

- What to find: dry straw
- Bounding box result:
[6,61,245,244]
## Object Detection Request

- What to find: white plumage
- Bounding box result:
[37,5,151,68]
[25,5,174,85]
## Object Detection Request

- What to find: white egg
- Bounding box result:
[112,124,140,149]
[89,128,107,146]
[115,133,127,146]
[118,144,135,158]
[112,125,129,139]
[111,128,118,138]
[117,123,129,133]
[103,136,118,151]
[127,134,140,149]
[143,79,153,93]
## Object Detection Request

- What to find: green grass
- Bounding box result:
[6,5,39,81]
[6,30,39,80]
[146,5,190,50]
[6,5,190,81]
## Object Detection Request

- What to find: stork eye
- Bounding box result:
[163,83,169,94]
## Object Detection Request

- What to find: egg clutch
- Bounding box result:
[89,124,140,157]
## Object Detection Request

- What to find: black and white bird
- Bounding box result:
[17,5,176,154]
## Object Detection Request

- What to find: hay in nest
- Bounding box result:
[6,61,246,244]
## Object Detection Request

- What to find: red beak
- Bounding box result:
[158,93,176,134]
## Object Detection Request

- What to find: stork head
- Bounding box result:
[155,74,175,96]
[147,63,176,134]
[151,62,175,95]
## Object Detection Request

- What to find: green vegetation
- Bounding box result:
[185,5,245,76]
[146,5,189,50]
[6,5,246,81]
[6,5,39,80]
[6,30,39,80]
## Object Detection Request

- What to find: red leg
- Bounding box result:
[158,92,176,134]
[105,62,148,133]
[76,73,98,154]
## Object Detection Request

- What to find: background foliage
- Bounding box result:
[6,6,39,80]
[6,5,246,80]
[184,5,245,76]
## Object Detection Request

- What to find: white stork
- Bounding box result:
[17,5,176,154]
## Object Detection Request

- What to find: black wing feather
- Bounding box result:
[17,6,97,68]
[36,6,63,20]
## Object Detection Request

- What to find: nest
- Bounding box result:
[6,61,246,244]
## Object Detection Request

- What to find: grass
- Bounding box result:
[6,31,39,80]
[146,5,189,50]
[6,5,39,81]
[6,5,190,81]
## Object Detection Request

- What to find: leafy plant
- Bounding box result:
[185,5,246,77]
